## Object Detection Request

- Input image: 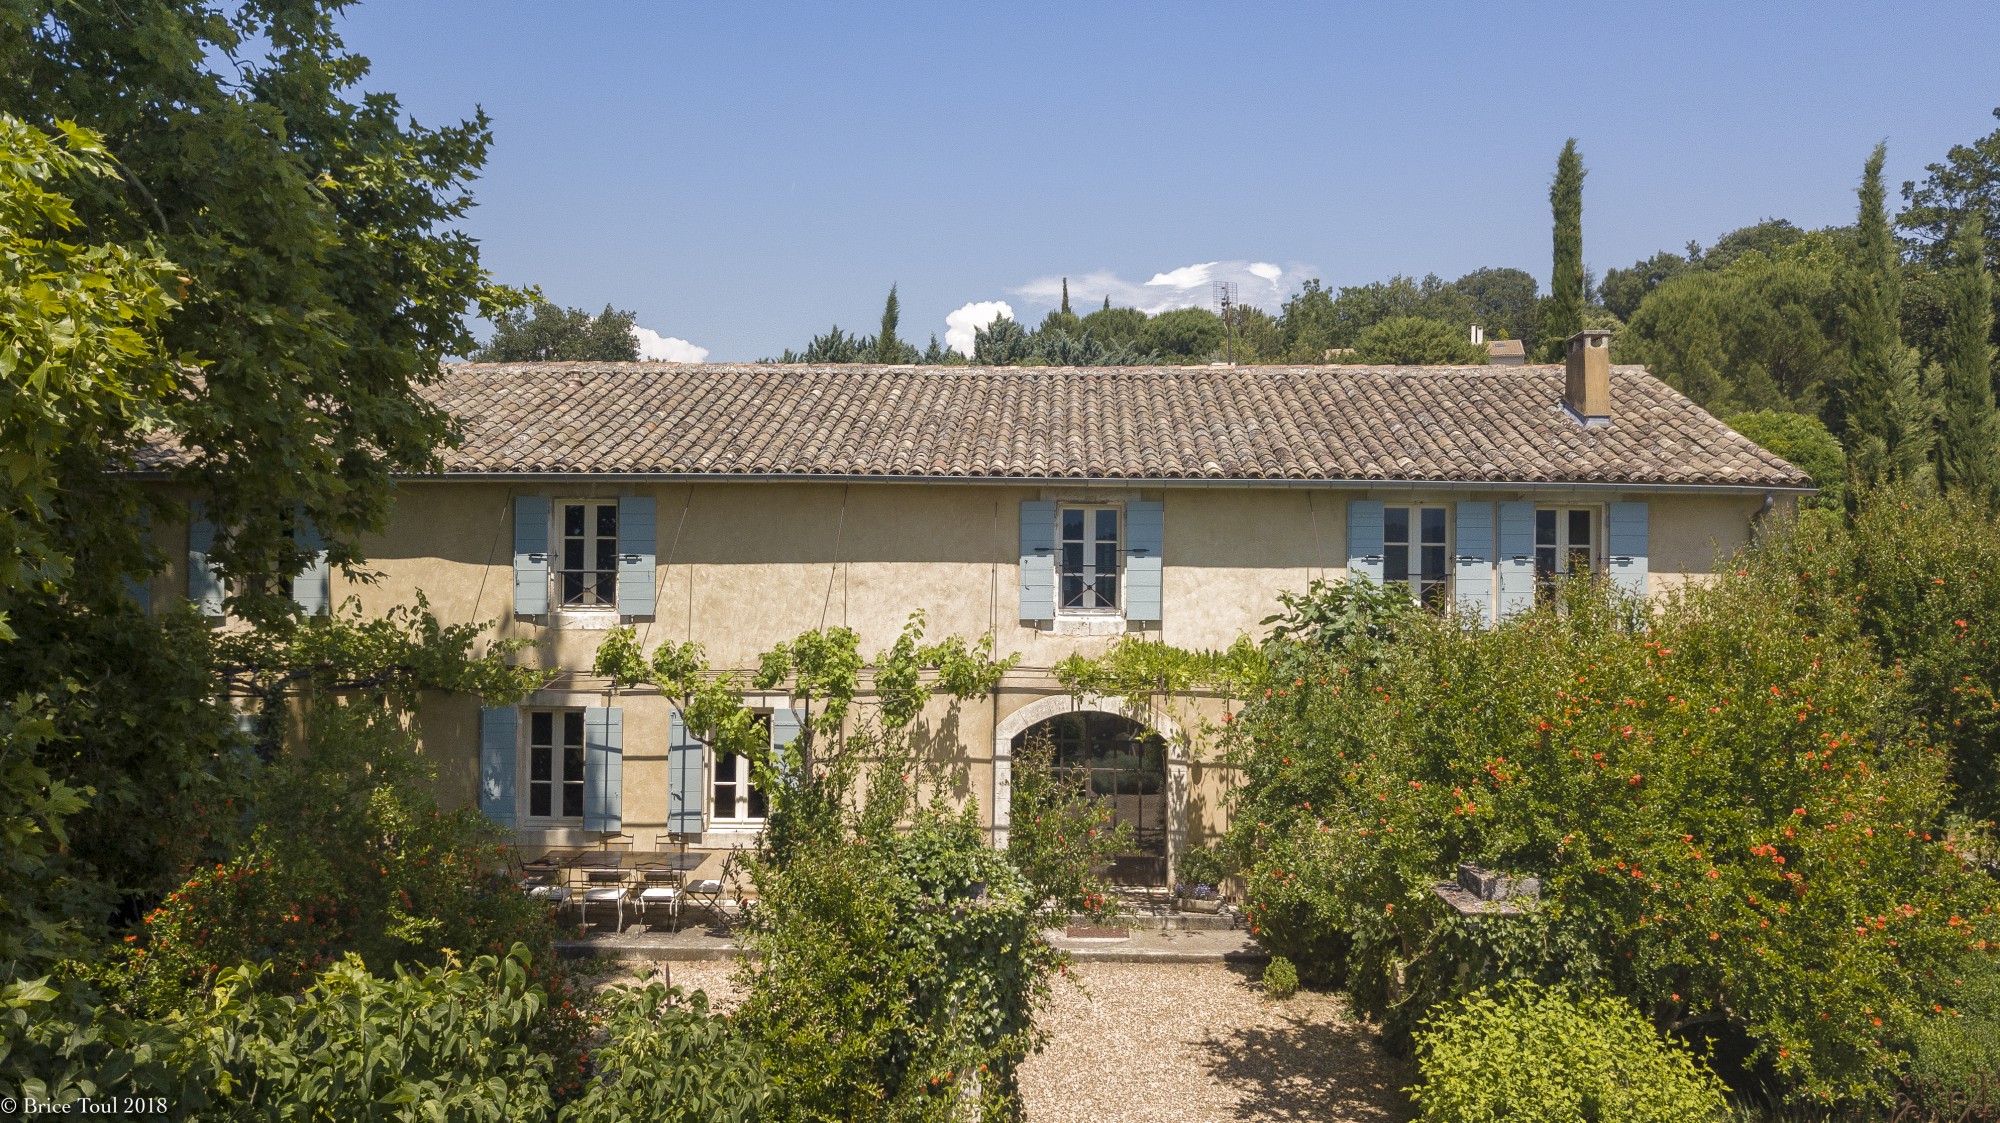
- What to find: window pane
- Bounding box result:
[1095,541,1117,577]
[564,743,584,782]
[1535,509,1557,546]
[715,754,736,783]
[562,779,584,819]
[597,504,618,538]
[529,783,550,818]
[564,504,584,537]
[564,539,584,570]
[531,711,552,745]
[1095,571,1117,608]
[564,711,585,747]
[561,573,583,605]
[1060,574,1084,608]
[1535,546,1557,581]
[1385,544,1409,584]
[530,744,553,783]
[1062,508,1084,540]
[747,783,768,820]
[596,540,616,572]
[1421,544,1447,581]
[1421,507,1446,543]
[1095,509,1117,541]
[1384,506,1410,545]
[1568,509,1592,547]
[1061,542,1083,574]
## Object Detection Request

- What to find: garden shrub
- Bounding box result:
[738,794,1057,1123]
[1173,843,1230,892]
[557,978,770,1123]
[1008,730,1132,921]
[1226,570,2000,1104]
[1409,981,1730,1123]
[1262,956,1299,999]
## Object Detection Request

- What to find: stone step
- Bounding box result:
[1070,910,1238,932]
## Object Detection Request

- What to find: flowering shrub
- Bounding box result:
[1227,571,2000,1104]
[1409,982,1730,1123]
[1007,730,1132,922]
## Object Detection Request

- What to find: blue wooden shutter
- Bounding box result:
[668,711,705,833]
[187,501,225,617]
[1607,502,1650,599]
[1125,500,1163,624]
[1498,501,1536,618]
[1346,499,1384,585]
[1453,501,1495,624]
[770,706,803,785]
[479,706,518,829]
[1019,500,1055,622]
[617,496,656,618]
[292,507,331,616]
[583,706,623,833]
[513,496,550,616]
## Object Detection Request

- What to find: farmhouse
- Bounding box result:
[144,331,1811,882]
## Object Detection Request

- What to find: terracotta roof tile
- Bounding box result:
[140,362,1816,488]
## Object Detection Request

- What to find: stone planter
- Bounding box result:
[1175,895,1224,914]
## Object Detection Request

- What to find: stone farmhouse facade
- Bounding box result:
[143,331,1811,882]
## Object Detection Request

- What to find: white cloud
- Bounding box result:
[631,325,710,363]
[944,300,1013,358]
[1012,260,1310,317]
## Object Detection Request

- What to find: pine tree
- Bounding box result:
[876,284,902,364]
[1536,139,1586,360]
[1834,144,1930,487]
[1937,213,1999,500]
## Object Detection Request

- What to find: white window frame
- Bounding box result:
[710,712,773,826]
[1055,504,1124,616]
[1383,504,1453,611]
[1534,505,1601,602]
[523,708,588,825]
[554,499,620,612]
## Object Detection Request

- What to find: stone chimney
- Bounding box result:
[1563,329,1613,427]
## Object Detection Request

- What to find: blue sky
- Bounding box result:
[337,2,2000,361]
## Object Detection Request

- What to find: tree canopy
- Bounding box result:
[474,301,640,363]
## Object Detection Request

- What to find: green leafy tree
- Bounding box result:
[1727,411,1846,508]
[1078,304,1147,348]
[1451,267,1540,344]
[1537,139,1587,360]
[1278,279,1340,360]
[1936,214,1999,501]
[1600,249,1693,322]
[1141,306,1226,360]
[1349,316,1488,365]
[1901,107,2000,272]
[972,316,1031,365]
[474,301,639,363]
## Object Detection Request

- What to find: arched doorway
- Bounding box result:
[1012,711,1169,885]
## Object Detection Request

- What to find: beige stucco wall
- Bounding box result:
[147,478,1781,869]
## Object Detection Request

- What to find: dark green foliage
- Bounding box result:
[972,316,1031,365]
[1078,304,1148,347]
[1835,144,1932,486]
[1601,250,1695,322]
[1349,316,1488,364]
[475,301,639,362]
[1173,843,1230,890]
[559,979,771,1123]
[1936,215,1998,501]
[1008,732,1132,922]
[1901,107,2000,274]
[1538,139,1587,360]
[1728,411,1847,508]
[1452,267,1541,344]
[878,284,904,364]
[1141,306,1227,360]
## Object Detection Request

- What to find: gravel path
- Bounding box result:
[1018,962,1413,1123]
[649,959,1411,1122]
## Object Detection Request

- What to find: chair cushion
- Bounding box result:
[529,886,569,902]
[585,888,625,902]
[640,887,680,902]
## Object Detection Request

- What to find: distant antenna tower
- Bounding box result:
[1213,280,1239,364]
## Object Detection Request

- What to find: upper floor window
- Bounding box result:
[559,500,618,609]
[527,709,586,821]
[1535,507,1597,601]
[1384,505,1450,610]
[1058,505,1121,613]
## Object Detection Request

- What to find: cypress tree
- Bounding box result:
[1938,213,1999,500]
[1835,144,1931,486]
[1102,295,1111,312]
[1061,277,1072,317]
[1537,139,1586,360]
[875,283,902,364]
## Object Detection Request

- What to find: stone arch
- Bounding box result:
[992,694,1189,880]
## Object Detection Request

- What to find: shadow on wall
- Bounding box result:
[1206,966,1415,1121]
